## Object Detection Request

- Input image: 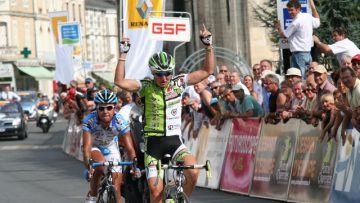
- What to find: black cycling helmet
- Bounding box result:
[94,89,117,105]
[148,51,175,72]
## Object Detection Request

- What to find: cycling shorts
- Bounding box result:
[91,143,122,173]
[144,135,191,179]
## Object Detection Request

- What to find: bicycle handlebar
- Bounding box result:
[91,161,134,168]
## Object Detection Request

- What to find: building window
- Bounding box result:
[12,21,18,47]
[24,22,30,47]
[23,0,29,8]
[72,3,76,21]
[0,22,7,47]
[78,5,82,24]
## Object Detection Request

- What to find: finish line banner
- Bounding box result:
[288,121,337,203]
[250,119,299,201]
[220,118,261,194]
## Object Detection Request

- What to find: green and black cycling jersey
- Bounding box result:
[137,74,188,137]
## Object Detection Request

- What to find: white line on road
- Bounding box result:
[0,144,62,151]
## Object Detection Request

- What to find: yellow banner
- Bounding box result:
[49,12,68,45]
[128,0,163,29]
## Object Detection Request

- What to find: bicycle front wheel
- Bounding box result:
[97,186,118,203]
[107,186,118,203]
[175,192,189,203]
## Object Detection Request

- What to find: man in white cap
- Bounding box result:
[285,67,302,85]
[314,64,336,105]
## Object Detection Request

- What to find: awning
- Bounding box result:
[17,66,54,80]
[92,71,115,84]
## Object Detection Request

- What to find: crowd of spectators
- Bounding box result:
[60,78,141,127]
[181,52,360,146]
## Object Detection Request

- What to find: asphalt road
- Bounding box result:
[0,115,282,203]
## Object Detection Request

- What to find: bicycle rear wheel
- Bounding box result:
[175,192,189,203]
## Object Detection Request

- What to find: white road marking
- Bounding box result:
[0,144,62,151]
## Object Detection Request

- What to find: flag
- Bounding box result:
[122,0,165,79]
[49,11,74,84]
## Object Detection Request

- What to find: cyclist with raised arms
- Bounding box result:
[114,24,214,203]
[82,89,137,203]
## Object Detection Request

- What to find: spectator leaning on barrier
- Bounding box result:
[312,64,337,126]
[244,75,260,102]
[313,27,360,66]
[319,93,342,142]
[194,79,221,122]
[185,98,203,139]
[314,64,337,105]
[278,81,294,123]
[296,82,317,124]
[332,70,351,144]
[232,84,264,118]
[222,86,241,119]
[351,54,360,78]
[340,67,360,132]
[263,74,281,124]
[292,81,306,109]
[286,67,302,85]
[276,0,320,78]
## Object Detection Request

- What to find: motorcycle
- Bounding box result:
[36,102,57,133]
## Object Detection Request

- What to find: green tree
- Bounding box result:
[252,0,360,69]
[252,0,360,45]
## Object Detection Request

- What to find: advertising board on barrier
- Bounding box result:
[220,118,261,194]
[330,129,360,203]
[250,119,299,201]
[196,120,232,189]
[288,121,337,203]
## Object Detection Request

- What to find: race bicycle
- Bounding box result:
[156,154,212,203]
[89,159,136,203]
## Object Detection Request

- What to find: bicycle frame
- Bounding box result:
[91,161,134,203]
[156,156,212,202]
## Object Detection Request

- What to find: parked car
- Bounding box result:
[17,91,37,120]
[0,101,28,140]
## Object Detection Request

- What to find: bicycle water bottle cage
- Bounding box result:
[99,147,110,156]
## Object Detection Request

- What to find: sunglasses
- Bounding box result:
[211,86,219,90]
[352,61,360,66]
[97,105,114,111]
[303,88,313,93]
[219,70,228,72]
[154,72,172,77]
